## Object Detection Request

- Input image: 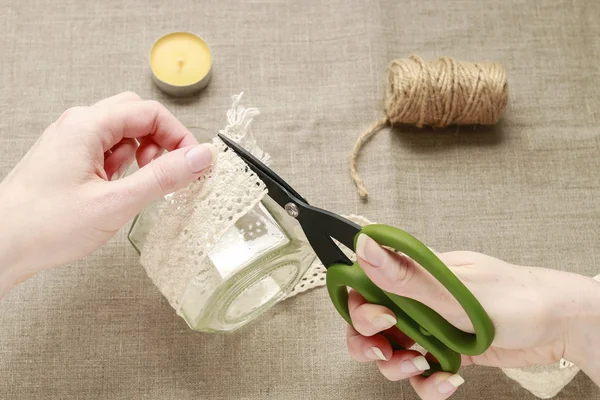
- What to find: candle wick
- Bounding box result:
[176,57,185,70]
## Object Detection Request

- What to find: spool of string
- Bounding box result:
[351,55,508,199]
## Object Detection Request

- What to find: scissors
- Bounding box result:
[218,133,495,376]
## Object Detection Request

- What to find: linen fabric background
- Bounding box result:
[0,0,599,399]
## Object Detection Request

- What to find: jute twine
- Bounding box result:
[351,55,508,199]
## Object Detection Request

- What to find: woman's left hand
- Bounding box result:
[0,92,216,293]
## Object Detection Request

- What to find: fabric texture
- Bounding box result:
[0,0,599,399]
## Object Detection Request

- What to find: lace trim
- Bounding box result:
[140,93,269,312]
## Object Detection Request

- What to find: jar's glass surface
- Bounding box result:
[128,195,316,332]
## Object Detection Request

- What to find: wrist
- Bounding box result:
[0,212,29,298]
[561,274,600,384]
[0,231,24,298]
[0,263,21,299]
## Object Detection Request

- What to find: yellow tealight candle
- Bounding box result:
[149,32,212,96]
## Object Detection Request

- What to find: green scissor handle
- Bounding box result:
[326,224,495,376]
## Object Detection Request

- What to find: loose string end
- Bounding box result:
[350,117,389,200]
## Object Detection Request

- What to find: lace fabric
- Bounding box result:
[140,93,269,313]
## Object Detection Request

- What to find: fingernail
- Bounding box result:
[437,374,465,394]
[185,144,217,173]
[117,163,129,179]
[355,234,388,268]
[399,356,430,373]
[372,314,397,330]
[110,163,129,181]
[365,347,387,361]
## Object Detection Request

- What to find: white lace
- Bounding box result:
[140,93,269,313]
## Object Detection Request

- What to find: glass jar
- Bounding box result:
[127,132,316,332]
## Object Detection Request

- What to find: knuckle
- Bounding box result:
[348,302,362,322]
[121,91,141,101]
[144,99,164,113]
[346,339,362,361]
[56,106,88,126]
[378,363,399,381]
[347,289,362,314]
[351,305,374,335]
[387,254,416,287]
[143,100,165,135]
[150,160,176,194]
[345,336,354,352]
[345,330,360,350]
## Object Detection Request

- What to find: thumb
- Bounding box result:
[355,234,470,331]
[116,142,217,211]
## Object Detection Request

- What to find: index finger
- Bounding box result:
[93,100,198,152]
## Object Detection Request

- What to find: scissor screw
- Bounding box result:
[285,203,299,218]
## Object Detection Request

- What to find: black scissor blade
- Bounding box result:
[295,205,362,253]
[297,206,361,267]
[217,133,308,204]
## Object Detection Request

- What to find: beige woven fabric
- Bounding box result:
[0,0,599,399]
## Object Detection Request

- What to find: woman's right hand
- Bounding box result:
[346,234,600,399]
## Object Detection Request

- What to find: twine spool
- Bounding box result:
[351,55,508,199]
